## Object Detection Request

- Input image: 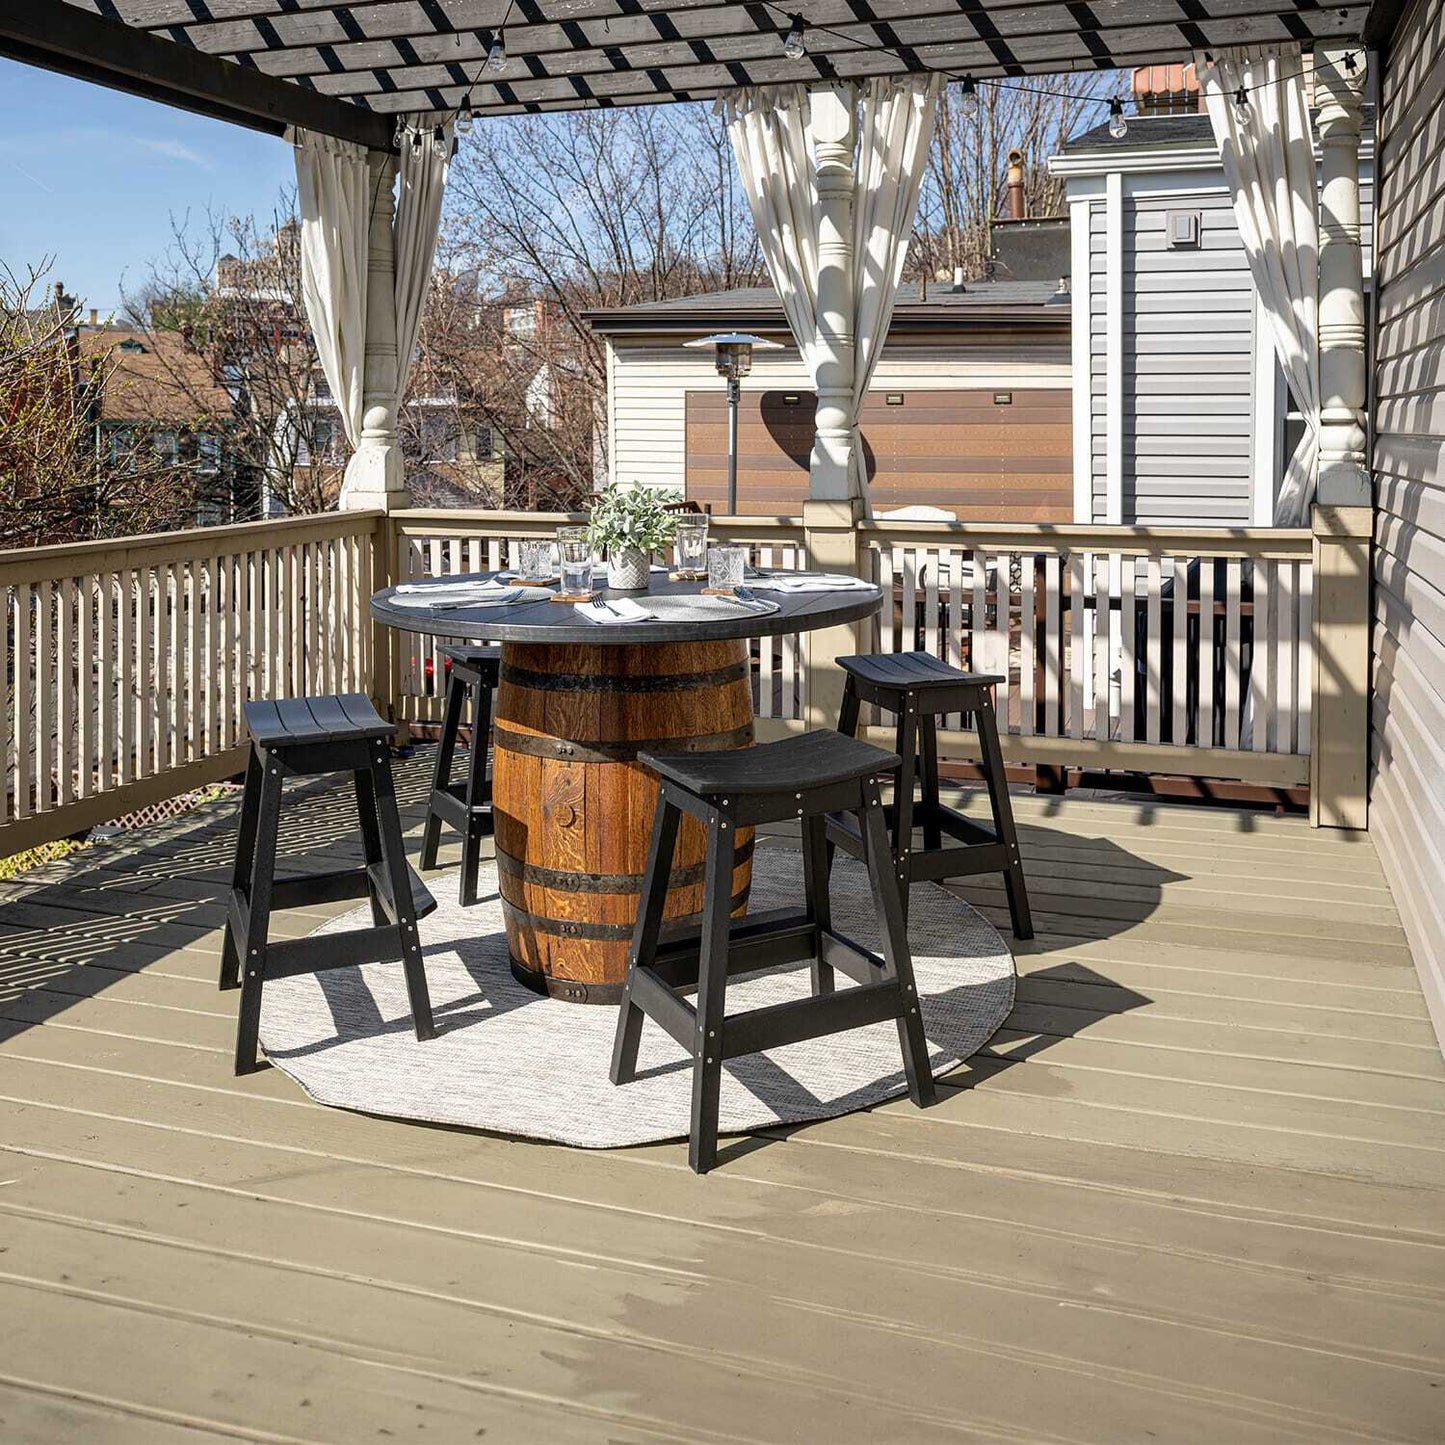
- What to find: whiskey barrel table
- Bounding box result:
[371,572,882,1003]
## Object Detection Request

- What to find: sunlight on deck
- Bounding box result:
[0,755,1441,1443]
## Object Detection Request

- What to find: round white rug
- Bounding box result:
[258,849,1016,1148]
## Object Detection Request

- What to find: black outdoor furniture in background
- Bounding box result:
[420,644,501,906]
[830,651,1033,939]
[611,729,936,1174]
[220,693,438,1076]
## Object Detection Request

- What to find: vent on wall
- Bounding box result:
[1166,210,1202,249]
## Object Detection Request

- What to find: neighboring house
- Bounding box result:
[587,277,1072,518]
[1050,72,1375,526]
[78,321,236,520]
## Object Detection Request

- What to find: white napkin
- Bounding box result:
[389,581,524,608]
[574,597,655,625]
[747,573,874,594]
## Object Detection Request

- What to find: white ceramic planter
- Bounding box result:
[606,547,651,589]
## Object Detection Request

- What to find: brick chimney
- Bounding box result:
[1132,63,1202,115]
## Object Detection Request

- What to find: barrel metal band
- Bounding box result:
[493,722,754,764]
[495,836,754,894]
[499,659,749,694]
[501,891,750,942]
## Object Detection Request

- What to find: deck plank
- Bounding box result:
[0,761,1442,1442]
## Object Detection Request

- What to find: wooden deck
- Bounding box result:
[0,754,1442,1443]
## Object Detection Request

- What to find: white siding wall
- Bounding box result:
[1071,150,1374,527]
[607,338,1070,493]
[1371,0,1445,1049]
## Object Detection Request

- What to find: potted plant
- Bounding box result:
[587,483,681,589]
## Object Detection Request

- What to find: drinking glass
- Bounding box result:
[674,516,709,579]
[557,525,593,597]
[706,544,746,593]
[519,538,555,581]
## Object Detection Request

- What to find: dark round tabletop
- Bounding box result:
[369,570,883,646]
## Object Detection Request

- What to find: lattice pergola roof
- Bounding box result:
[4,1,1367,148]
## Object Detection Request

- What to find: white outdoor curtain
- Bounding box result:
[394,116,452,395]
[291,117,452,454]
[1195,45,1320,524]
[720,85,823,378]
[851,75,942,494]
[723,76,941,500]
[291,128,371,448]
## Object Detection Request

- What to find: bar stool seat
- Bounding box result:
[828,651,1033,939]
[220,693,437,1076]
[611,730,936,1174]
[420,644,501,906]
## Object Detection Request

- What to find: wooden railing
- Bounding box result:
[858,520,1316,787]
[0,503,1346,857]
[0,511,380,854]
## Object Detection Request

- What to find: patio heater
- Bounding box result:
[684,332,781,513]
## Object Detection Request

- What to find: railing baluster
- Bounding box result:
[1225,557,1243,750]
[1172,555,1189,747]
[1145,556,1162,746]
[1251,559,1272,753]
[14,587,31,819]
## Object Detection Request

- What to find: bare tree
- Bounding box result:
[912,75,1111,282]
[0,264,200,546]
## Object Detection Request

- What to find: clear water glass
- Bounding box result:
[674,516,709,578]
[706,544,746,592]
[557,525,592,595]
[519,538,555,581]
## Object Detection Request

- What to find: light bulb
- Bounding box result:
[486,32,507,72]
[432,126,448,159]
[455,99,474,136]
[959,77,979,120]
[782,15,806,61]
[1108,97,1128,140]
[393,117,407,146]
[1233,84,1252,126]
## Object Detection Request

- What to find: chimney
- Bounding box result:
[1132,63,1202,115]
[89,308,98,327]
[1004,148,1026,221]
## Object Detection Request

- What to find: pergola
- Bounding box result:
[1,0,1372,519]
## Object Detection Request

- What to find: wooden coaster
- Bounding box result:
[701,586,742,598]
[550,590,595,603]
[513,576,559,587]
[670,570,707,582]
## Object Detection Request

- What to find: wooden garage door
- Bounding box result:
[684,388,1072,518]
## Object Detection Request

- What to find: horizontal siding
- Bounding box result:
[608,337,1068,498]
[1372,0,1445,1052]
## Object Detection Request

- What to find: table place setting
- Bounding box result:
[388,579,529,609]
[574,590,780,626]
[744,571,876,594]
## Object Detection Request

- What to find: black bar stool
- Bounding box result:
[828,652,1033,939]
[420,645,501,906]
[219,693,437,1076]
[611,730,936,1174]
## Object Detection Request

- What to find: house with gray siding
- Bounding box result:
[1051,111,1375,527]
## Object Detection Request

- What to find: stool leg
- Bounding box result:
[859,778,935,1109]
[801,813,834,996]
[234,758,283,1076]
[975,700,1034,940]
[421,671,466,872]
[689,817,735,1175]
[220,746,263,991]
[370,744,435,1041]
[892,701,920,923]
[837,675,861,738]
[919,713,943,852]
[353,766,387,926]
[458,676,494,907]
[611,797,681,1086]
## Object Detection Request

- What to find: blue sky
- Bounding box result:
[0,59,297,316]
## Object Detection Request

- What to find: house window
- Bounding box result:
[474,425,494,459]
[418,411,459,462]
[108,427,136,466]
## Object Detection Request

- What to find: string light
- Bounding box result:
[486,30,507,72]
[782,15,807,61]
[959,75,979,120]
[455,93,474,135]
[1108,96,1128,140]
[1233,84,1253,125]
